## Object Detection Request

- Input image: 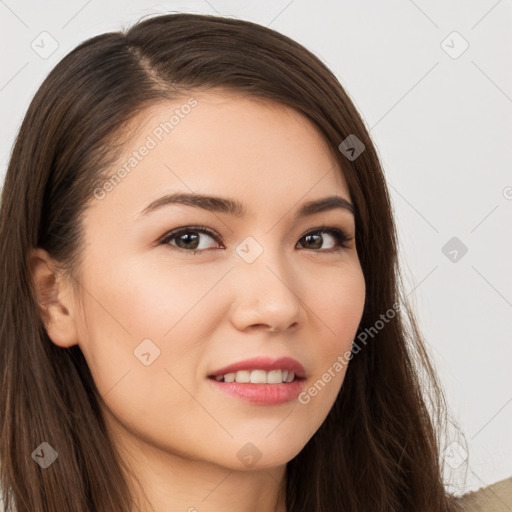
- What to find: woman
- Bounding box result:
[0,12,466,511]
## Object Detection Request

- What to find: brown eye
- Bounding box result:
[297,228,352,252]
[160,226,222,254]
[159,225,352,256]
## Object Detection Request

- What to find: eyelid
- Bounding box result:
[302,226,353,246]
[158,225,222,247]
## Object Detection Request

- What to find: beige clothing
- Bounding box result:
[457,477,512,511]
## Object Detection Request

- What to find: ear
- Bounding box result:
[28,247,79,348]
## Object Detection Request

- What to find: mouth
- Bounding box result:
[208,369,303,384]
[207,356,306,383]
[207,357,307,405]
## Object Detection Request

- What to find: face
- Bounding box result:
[48,91,365,471]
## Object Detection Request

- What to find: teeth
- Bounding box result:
[214,369,297,384]
[234,370,250,383]
[250,369,268,383]
[266,370,283,384]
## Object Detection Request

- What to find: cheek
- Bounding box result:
[317,264,366,347]
[300,265,365,406]
[75,257,223,408]
[75,267,209,453]
[82,255,223,346]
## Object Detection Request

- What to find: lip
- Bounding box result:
[208,356,306,379]
[208,378,305,405]
[207,356,307,406]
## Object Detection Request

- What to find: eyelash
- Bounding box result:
[158,224,353,256]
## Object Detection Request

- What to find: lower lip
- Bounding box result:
[208,378,306,405]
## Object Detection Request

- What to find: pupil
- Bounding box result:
[178,232,199,249]
[304,234,321,249]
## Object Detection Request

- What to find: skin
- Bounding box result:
[30,90,366,512]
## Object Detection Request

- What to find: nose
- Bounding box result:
[228,247,304,334]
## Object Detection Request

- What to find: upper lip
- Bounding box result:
[209,356,306,379]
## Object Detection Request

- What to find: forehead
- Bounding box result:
[90,90,350,221]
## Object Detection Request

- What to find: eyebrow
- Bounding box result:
[138,192,354,219]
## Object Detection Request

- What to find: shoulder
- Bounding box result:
[455,477,512,511]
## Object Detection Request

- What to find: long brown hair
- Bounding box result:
[0,12,464,511]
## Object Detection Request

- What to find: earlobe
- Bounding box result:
[28,247,79,348]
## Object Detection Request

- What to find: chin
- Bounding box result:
[222,437,309,472]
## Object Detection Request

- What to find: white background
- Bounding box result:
[1,0,511,496]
